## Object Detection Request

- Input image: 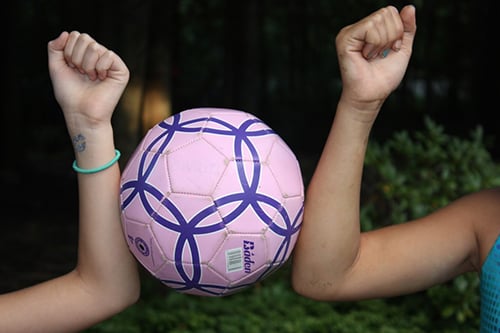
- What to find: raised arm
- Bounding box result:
[291,5,477,301]
[291,4,500,302]
[0,31,140,332]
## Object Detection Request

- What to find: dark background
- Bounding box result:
[1,0,498,293]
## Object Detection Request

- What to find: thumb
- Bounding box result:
[400,5,417,48]
[47,31,69,66]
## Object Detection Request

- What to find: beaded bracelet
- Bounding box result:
[72,149,121,174]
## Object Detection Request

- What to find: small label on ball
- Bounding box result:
[225,247,243,273]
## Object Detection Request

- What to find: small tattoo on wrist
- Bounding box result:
[72,134,86,152]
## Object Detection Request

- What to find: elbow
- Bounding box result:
[104,260,141,312]
[128,281,141,306]
[100,281,141,317]
[291,275,314,299]
[119,282,141,310]
[89,269,141,315]
[291,280,333,302]
[113,275,141,312]
[291,267,338,302]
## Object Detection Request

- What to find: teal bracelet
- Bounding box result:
[72,149,121,174]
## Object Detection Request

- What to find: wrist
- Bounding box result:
[337,95,384,126]
[68,124,117,170]
[63,110,113,135]
[66,117,113,143]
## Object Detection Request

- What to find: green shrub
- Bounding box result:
[85,268,439,333]
[361,116,500,329]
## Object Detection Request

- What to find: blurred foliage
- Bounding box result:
[361,116,500,329]
[84,265,464,333]
[83,118,499,332]
[362,116,500,229]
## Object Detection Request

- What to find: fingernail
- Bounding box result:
[381,49,390,58]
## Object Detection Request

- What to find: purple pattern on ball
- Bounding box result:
[120,108,304,296]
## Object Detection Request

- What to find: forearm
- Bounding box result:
[0,29,142,333]
[70,122,139,309]
[292,4,417,301]
[0,126,139,333]
[292,99,376,300]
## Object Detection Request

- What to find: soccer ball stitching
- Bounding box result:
[121,109,303,296]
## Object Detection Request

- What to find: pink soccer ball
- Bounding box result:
[120,107,304,296]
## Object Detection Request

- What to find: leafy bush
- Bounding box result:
[361,116,500,328]
[85,267,440,333]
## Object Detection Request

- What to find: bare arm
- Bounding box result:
[292,4,500,302]
[290,5,478,301]
[0,31,140,332]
